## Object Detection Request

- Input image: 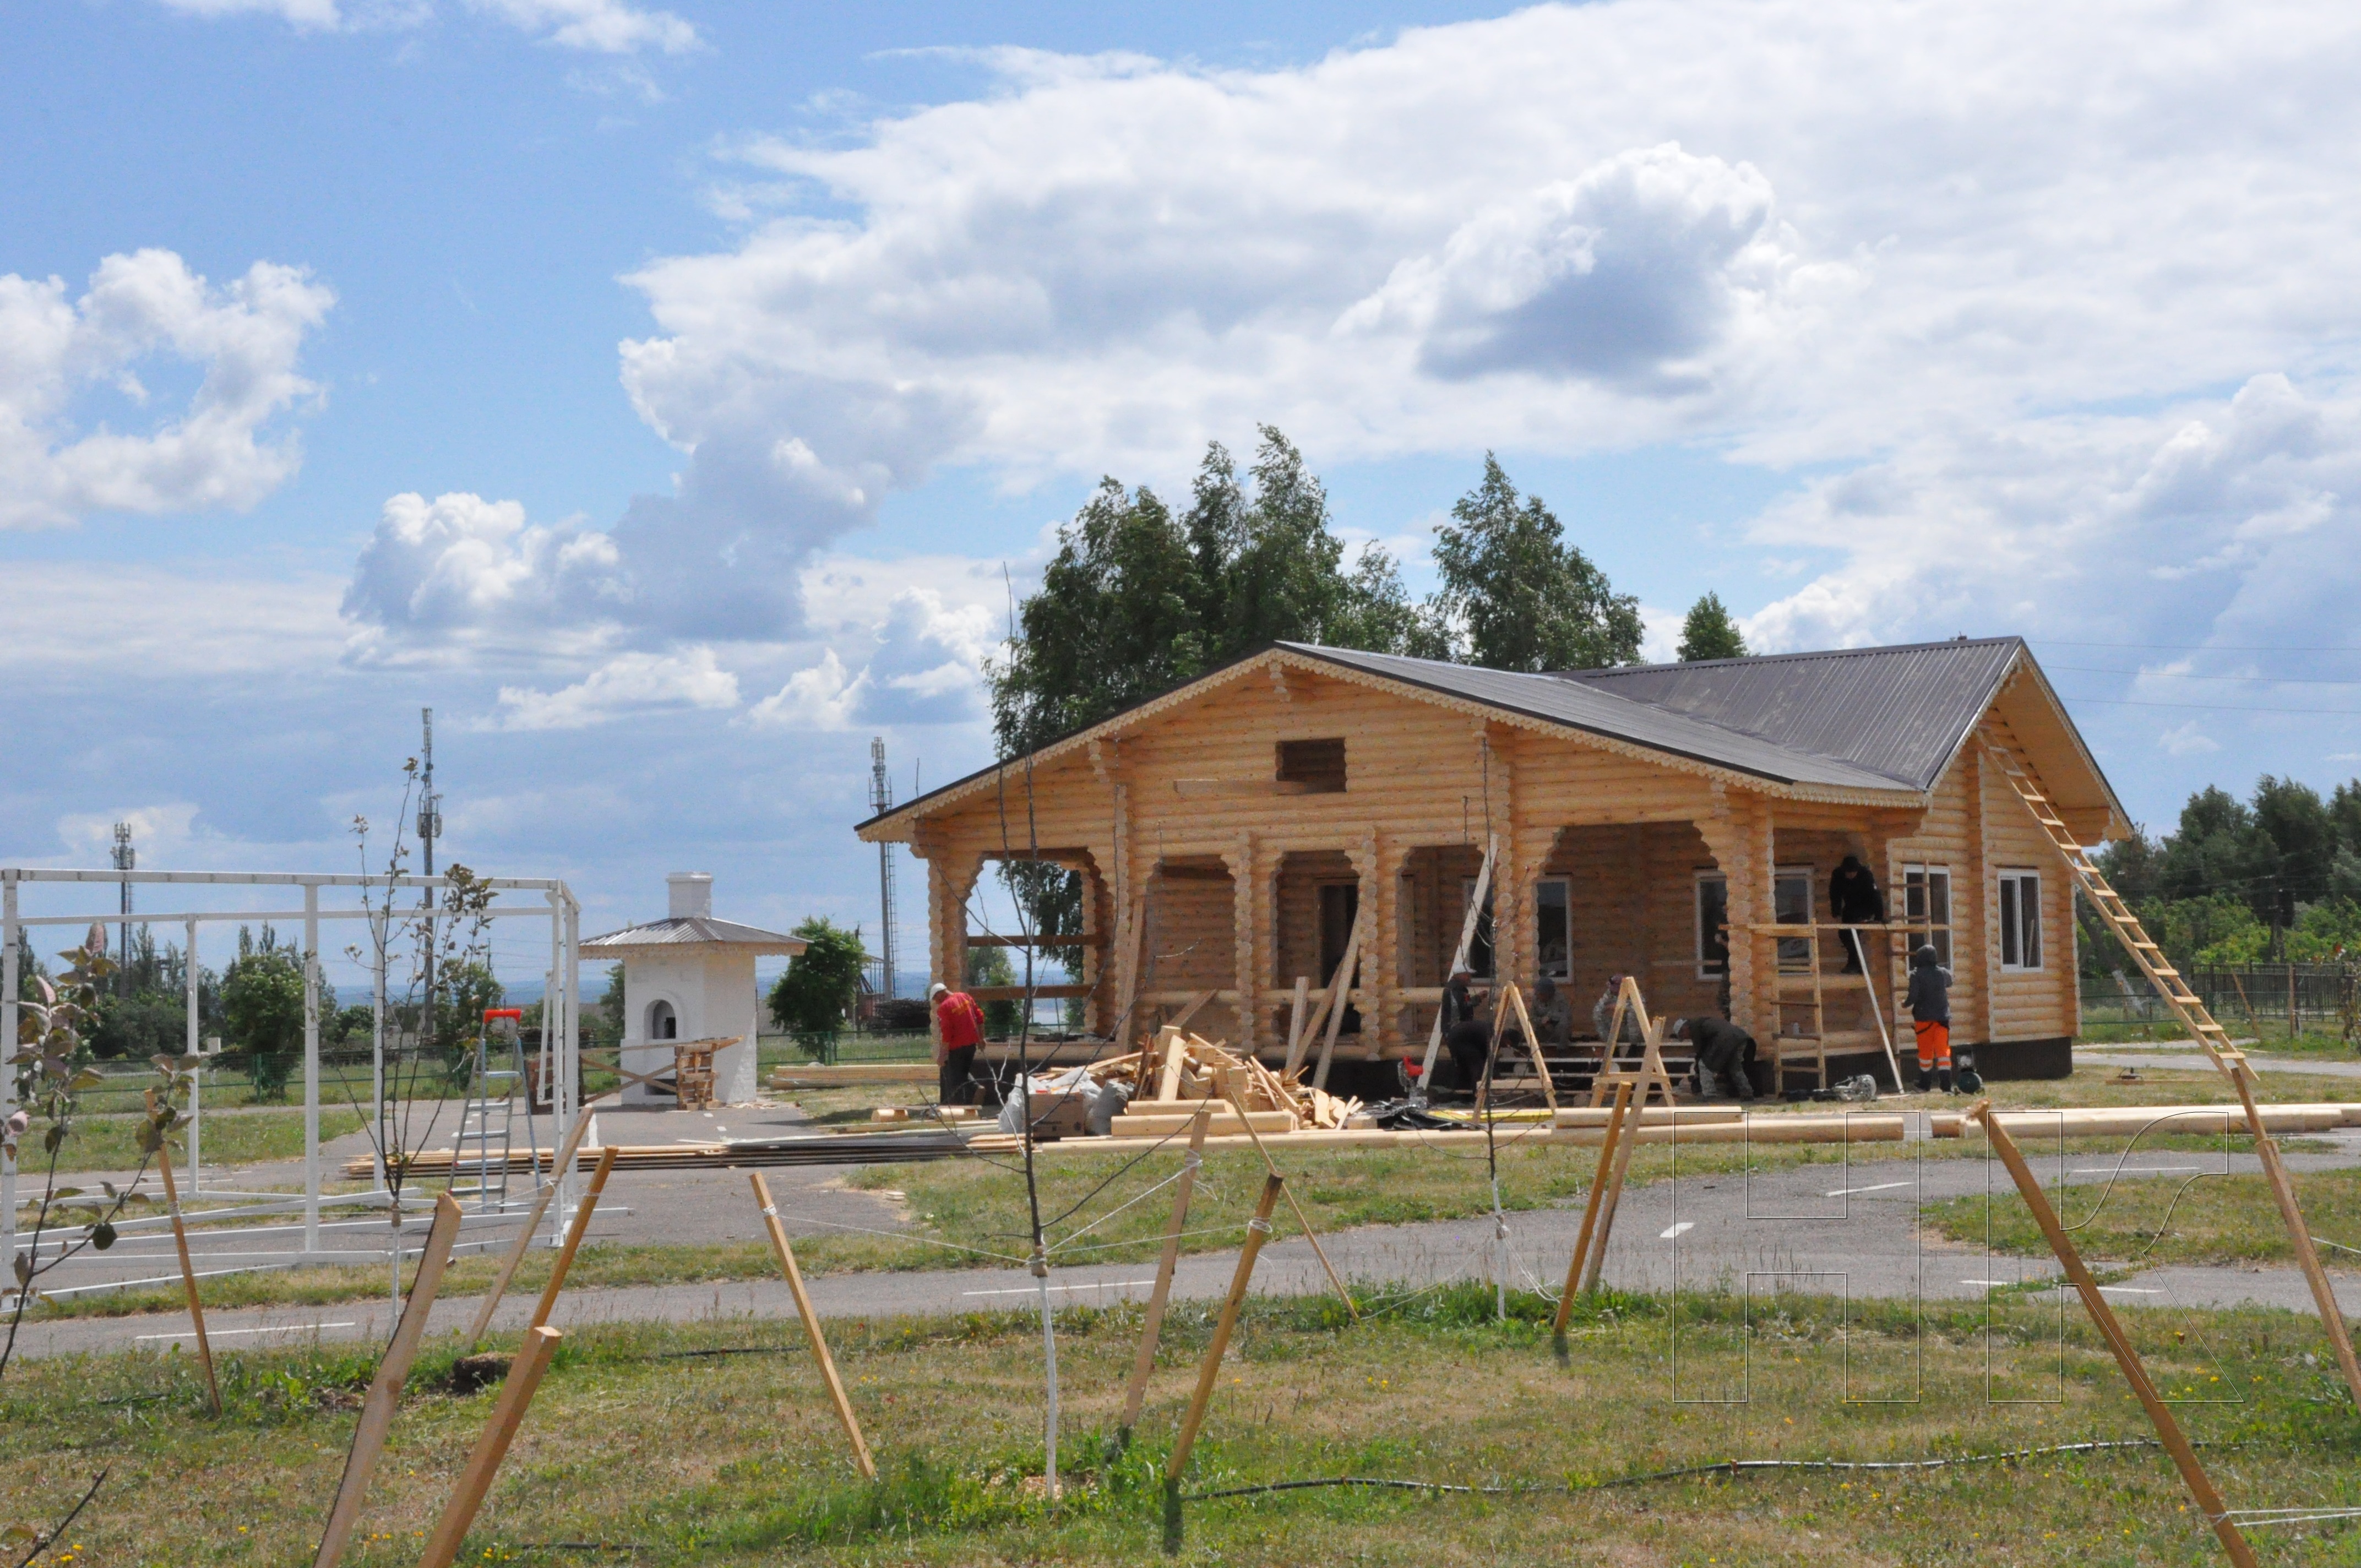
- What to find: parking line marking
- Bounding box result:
[1660,1222,1696,1239]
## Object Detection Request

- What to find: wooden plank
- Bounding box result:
[966,983,1094,1001]
[1416,833,1496,1087]
[1972,1102,2256,1568]
[152,1140,220,1415]
[752,1171,877,1479]
[1310,917,1362,1093]
[465,1104,599,1351]
[417,1326,564,1568]
[1555,1081,1631,1341]
[314,1193,463,1568]
[1163,1174,1286,1550]
[1580,1082,1644,1294]
[965,932,1108,949]
[1111,1108,1297,1138]
[1280,975,1312,1077]
[528,1144,617,1331]
[1118,1107,1212,1442]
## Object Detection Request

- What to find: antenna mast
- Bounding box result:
[870,737,897,1000]
[111,822,134,994]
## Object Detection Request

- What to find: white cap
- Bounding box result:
[929,982,948,999]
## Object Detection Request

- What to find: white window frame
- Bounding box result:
[1693,869,1814,977]
[1533,876,1572,982]
[1902,863,1953,969]
[1999,869,2043,972]
[1774,864,1814,973]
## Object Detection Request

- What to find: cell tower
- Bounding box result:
[870,737,897,999]
[111,821,134,994]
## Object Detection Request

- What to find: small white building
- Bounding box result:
[583,873,807,1107]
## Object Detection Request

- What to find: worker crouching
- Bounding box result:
[1671,1016,1757,1101]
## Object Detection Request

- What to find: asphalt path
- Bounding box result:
[15,1127,2361,1362]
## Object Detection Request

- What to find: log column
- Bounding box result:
[1372,831,1410,1054]
[924,840,986,995]
[1223,832,1261,1053]
[1700,791,1777,1046]
[1348,832,1380,1058]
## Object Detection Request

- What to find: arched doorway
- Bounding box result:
[647,998,677,1041]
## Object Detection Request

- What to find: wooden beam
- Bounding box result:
[151,1140,219,1415]
[752,1172,878,1479]
[314,1193,464,1568]
[1117,1107,1212,1442]
[417,1326,564,1568]
[465,1105,598,1352]
[1972,1103,2256,1567]
[1163,1174,1286,1552]
[964,932,1108,949]
[527,1144,617,1331]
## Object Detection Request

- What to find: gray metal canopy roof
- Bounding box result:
[1285,644,1935,791]
[1548,636,2027,792]
[581,915,808,955]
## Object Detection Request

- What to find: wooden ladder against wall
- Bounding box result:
[1982,742,2361,1407]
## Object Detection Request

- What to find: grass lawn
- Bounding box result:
[30,1106,374,1175]
[1927,1165,2361,1271]
[4,1288,2358,1565]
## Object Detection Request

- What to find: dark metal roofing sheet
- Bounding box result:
[581,916,809,952]
[1551,638,2023,792]
[1284,644,1919,792]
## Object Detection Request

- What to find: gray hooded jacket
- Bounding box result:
[1906,944,1952,1025]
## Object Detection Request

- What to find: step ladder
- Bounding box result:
[1983,741,2361,1403]
[448,1012,545,1214]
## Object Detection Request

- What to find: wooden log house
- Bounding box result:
[855,638,2128,1090]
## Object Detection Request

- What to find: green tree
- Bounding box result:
[965,945,1021,1038]
[221,929,308,1102]
[768,918,868,1057]
[2253,775,2337,913]
[1677,592,1748,662]
[1427,454,1642,672]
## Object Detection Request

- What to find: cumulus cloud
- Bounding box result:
[343,491,627,635]
[492,647,739,729]
[2159,722,2222,757]
[155,0,698,52]
[744,649,866,732]
[0,249,332,529]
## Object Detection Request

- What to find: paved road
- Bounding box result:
[2080,1046,2361,1081]
[17,1131,2361,1362]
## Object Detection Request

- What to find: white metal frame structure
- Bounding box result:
[2,867,581,1300]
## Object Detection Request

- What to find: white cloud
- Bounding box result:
[492,647,739,729]
[0,562,345,676]
[55,804,208,865]
[467,0,698,54]
[2160,722,2222,757]
[154,0,698,52]
[343,491,627,639]
[0,249,332,528]
[744,649,868,732]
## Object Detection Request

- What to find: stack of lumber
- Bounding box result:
[967,1027,1361,1151]
[1109,1028,1360,1139]
[765,1063,936,1090]
[350,1128,970,1177]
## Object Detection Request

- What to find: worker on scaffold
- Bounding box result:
[1907,943,1953,1093]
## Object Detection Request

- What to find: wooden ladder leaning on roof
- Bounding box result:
[1983,741,2361,1409]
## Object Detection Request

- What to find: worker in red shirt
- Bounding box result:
[932,981,987,1105]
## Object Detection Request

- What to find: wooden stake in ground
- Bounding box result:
[752,1170,878,1480]
[312,1191,463,1568]
[1554,1081,1632,1352]
[1118,1106,1213,1444]
[1163,1173,1285,1554]
[527,1143,617,1331]
[417,1326,563,1568]
[1971,1102,2256,1568]
[150,1132,219,1415]
[463,1104,598,1351]
[1579,1072,1645,1295]
[1233,1100,1357,1321]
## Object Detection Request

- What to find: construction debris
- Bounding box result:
[972,1027,1360,1150]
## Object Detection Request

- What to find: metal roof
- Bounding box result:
[581,915,808,954]
[1283,644,1923,792]
[1550,637,2024,792]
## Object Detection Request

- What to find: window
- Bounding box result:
[1696,874,1729,978]
[1695,869,1814,975]
[1458,876,1496,978]
[1275,738,1347,793]
[1902,864,1952,968]
[1775,867,1814,972]
[1535,877,1572,982]
[646,998,678,1041]
[1999,870,2043,971]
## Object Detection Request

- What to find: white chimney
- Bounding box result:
[667,872,714,919]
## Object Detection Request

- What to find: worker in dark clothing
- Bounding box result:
[1906,943,1953,1092]
[1529,977,1573,1048]
[1829,855,1885,972]
[1441,968,1492,1096]
[1673,1016,1757,1100]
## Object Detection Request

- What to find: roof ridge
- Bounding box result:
[1556,634,2025,680]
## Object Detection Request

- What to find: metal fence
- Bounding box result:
[2081,963,2355,1033]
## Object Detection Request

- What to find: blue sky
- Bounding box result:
[8,0,2361,988]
